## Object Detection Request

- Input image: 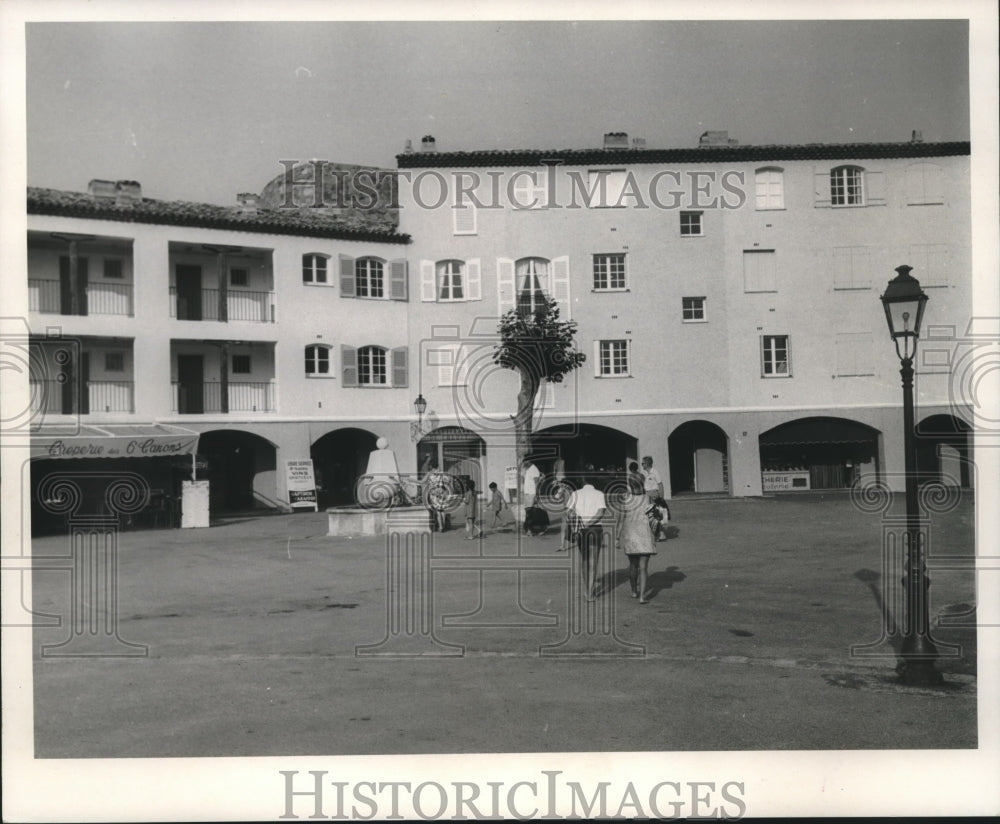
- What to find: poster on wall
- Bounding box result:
[285,459,318,510]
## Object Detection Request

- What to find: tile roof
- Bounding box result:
[27,187,411,244]
[397,141,971,168]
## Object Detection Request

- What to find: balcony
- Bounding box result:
[28,280,134,317]
[29,379,135,416]
[171,381,275,414]
[169,288,275,323]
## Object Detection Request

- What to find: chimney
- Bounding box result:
[115,180,142,206]
[631,137,646,149]
[404,139,413,154]
[236,193,260,215]
[911,129,924,143]
[88,179,117,200]
[698,130,739,147]
[603,131,629,149]
[421,135,436,152]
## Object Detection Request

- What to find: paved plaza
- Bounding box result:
[28,493,978,756]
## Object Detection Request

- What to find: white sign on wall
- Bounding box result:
[286,459,318,510]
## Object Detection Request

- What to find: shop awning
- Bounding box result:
[759,418,878,446]
[30,423,200,460]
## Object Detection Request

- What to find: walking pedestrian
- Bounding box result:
[567,475,606,600]
[616,475,657,603]
[463,478,482,539]
[487,481,507,531]
[521,459,541,507]
[422,462,449,532]
[641,456,664,504]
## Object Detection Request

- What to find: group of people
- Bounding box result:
[420,455,671,603]
[562,457,666,603]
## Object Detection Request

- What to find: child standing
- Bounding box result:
[487,482,507,531]
[464,479,482,539]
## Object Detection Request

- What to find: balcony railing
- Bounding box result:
[171,381,275,413]
[28,280,134,317]
[169,288,275,323]
[29,380,135,415]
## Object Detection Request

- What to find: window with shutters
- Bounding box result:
[437,260,465,301]
[907,243,949,287]
[302,253,329,284]
[593,253,626,291]
[832,246,872,290]
[679,211,703,237]
[835,333,874,377]
[754,167,785,210]
[830,166,865,206]
[355,258,385,298]
[304,344,331,377]
[515,257,551,314]
[358,345,387,385]
[905,163,944,206]
[587,169,628,208]
[453,202,478,234]
[433,342,468,387]
[761,335,791,377]
[682,297,706,322]
[743,250,777,293]
[597,339,630,377]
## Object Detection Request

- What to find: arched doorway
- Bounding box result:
[531,423,638,488]
[310,428,378,507]
[417,426,486,490]
[759,417,880,491]
[197,429,278,514]
[916,414,973,487]
[668,420,729,495]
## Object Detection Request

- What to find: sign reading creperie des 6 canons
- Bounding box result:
[286,459,318,510]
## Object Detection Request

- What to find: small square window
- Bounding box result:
[762,335,791,377]
[598,340,630,376]
[104,352,124,372]
[682,297,706,322]
[103,259,124,279]
[680,211,703,236]
[232,355,252,374]
[230,268,249,286]
[593,254,627,290]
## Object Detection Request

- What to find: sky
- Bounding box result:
[24,18,971,206]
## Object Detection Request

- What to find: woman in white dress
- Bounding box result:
[615,475,658,603]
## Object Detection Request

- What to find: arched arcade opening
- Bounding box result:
[916,414,973,487]
[759,416,880,491]
[531,423,637,489]
[310,428,378,507]
[197,429,278,514]
[668,420,730,495]
[417,426,486,490]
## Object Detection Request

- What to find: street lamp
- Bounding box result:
[410,393,428,442]
[413,393,427,422]
[880,264,940,686]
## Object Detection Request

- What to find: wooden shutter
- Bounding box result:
[453,203,477,234]
[437,343,456,387]
[593,340,602,376]
[813,169,831,208]
[391,347,408,387]
[551,256,571,318]
[497,258,515,316]
[339,255,355,297]
[341,345,358,386]
[466,258,482,301]
[389,259,408,301]
[420,260,437,301]
[865,170,886,206]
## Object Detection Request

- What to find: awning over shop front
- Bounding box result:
[759,418,879,446]
[30,423,200,461]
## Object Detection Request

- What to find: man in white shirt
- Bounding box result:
[522,459,541,507]
[641,456,664,503]
[567,476,606,600]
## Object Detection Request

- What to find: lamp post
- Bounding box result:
[410,393,428,442]
[880,264,940,686]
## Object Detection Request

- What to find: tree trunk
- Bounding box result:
[513,367,539,499]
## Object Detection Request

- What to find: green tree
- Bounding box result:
[492,297,587,477]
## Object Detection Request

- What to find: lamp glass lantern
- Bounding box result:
[880,265,929,362]
[413,394,427,418]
